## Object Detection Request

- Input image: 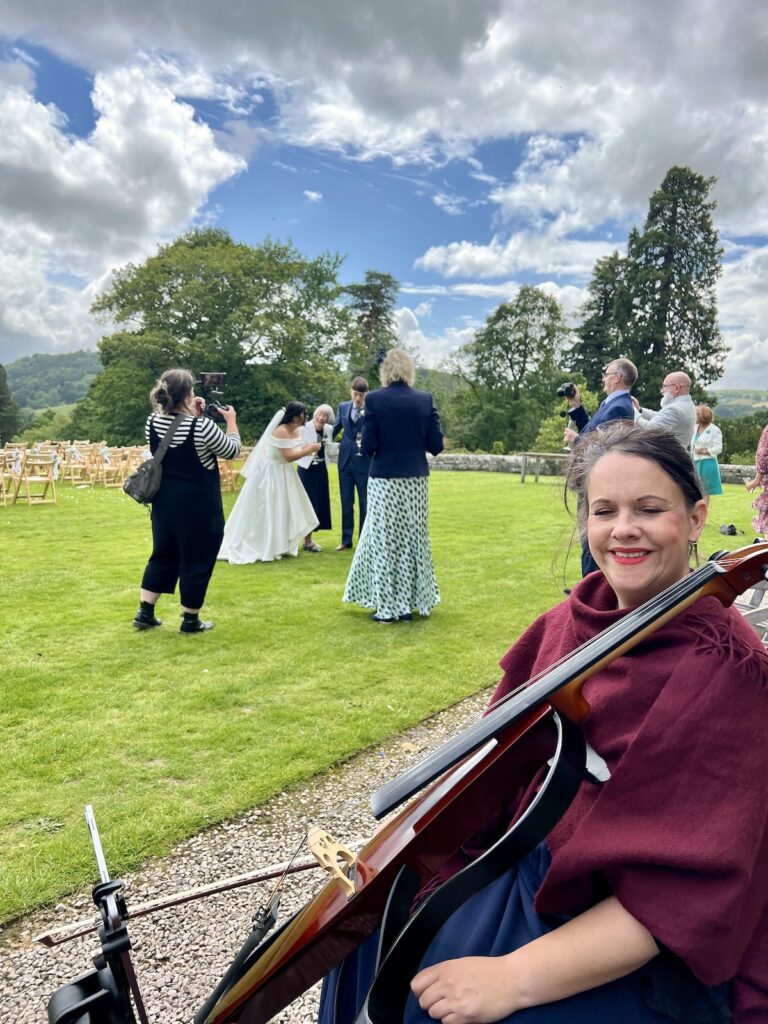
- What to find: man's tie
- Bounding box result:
[351,407,358,424]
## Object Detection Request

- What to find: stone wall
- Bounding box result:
[329,448,755,483]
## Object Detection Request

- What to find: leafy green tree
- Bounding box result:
[624,166,726,403]
[571,253,630,392]
[0,364,21,443]
[454,286,570,451]
[343,270,399,384]
[73,228,354,443]
[18,406,75,444]
[719,412,766,464]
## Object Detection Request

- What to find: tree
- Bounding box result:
[0,364,21,443]
[343,271,399,383]
[456,286,571,452]
[571,252,630,392]
[73,228,354,443]
[624,166,726,403]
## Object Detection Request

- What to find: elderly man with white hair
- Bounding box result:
[633,370,697,451]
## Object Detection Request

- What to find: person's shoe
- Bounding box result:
[303,542,322,552]
[133,613,162,630]
[179,619,214,634]
[336,543,353,551]
[370,612,396,623]
[398,613,413,622]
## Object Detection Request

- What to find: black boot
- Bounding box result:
[179,612,214,634]
[133,601,162,630]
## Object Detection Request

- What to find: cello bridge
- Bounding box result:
[307,826,357,898]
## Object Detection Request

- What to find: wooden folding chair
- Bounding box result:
[218,458,237,492]
[12,451,57,505]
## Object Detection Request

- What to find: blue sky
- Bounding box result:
[1,2,767,385]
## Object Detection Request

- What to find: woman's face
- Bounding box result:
[586,452,707,609]
[314,410,329,428]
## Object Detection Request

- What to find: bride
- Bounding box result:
[219,403,320,563]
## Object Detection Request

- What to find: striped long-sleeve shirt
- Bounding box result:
[145,414,241,470]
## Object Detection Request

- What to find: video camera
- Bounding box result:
[556,382,577,399]
[196,372,230,423]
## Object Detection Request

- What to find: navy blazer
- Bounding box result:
[570,392,634,440]
[332,400,369,472]
[361,381,444,478]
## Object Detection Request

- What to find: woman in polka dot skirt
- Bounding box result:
[343,349,444,623]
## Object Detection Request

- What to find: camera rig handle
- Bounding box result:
[46,807,147,1024]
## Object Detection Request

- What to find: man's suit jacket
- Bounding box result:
[361,381,444,478]
[570,392,634,440]
[333,401,369,473]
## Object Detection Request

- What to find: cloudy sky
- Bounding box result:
[0,0,767,386]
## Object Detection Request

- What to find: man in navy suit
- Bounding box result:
[563,357,637,445]
[562,358,638,576]
[332,376,370,550]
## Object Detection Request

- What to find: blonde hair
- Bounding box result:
[380,348,415,387]
[313,403,335,422]
[696,404,714,426]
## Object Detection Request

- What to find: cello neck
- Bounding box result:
[371,556,740,820]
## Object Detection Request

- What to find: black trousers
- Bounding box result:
[141,481,224,609]
[339,459,368,545]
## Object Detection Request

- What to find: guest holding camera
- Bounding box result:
[297,404,335,552]
[134,368,240,634]
[343,349,444,623]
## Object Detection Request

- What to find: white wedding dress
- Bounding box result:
[218,434,319,563]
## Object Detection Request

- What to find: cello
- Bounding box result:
[44,545,768,1024]
[195,544,768,1024]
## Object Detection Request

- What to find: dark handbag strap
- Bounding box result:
[150,413,187,465]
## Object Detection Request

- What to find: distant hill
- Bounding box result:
[4,350,101,409]
[709,389,768,419]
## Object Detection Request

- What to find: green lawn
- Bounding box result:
[0,470,756,921]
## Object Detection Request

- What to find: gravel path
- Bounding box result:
[0,690,490,1024]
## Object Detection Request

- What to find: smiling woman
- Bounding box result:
[319,423,768,1024]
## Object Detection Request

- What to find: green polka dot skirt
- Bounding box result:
[343,477,440,618]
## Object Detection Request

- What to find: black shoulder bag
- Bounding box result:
[122,414,185,505]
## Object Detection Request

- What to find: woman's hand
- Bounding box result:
[191,396,206,417]
[746,475,762,492]
[305,442,321,455]
[411,956,523,1024]
[222,405,237,429]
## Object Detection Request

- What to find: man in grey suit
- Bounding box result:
[332,376,370,550]
[633,370,696,451]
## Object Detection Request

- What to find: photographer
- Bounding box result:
[134,368,240,634]
[561,358,636,576]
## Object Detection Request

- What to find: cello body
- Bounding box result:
[203,709,585,1024]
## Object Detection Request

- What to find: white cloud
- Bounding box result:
[0,64,244,359]
[432,192,466,216]
[395,306,476,367]
[716,245,768,386]
[303,190,323,202]
[415,231,615,280]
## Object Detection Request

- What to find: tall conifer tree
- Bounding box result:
[571,251,629,392]
[624,166,726,401]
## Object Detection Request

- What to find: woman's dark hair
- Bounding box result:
[150,369,194,414]
[565,423,704,534]
[280,401,307,424]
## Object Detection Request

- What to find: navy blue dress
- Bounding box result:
[317,844,730,1024]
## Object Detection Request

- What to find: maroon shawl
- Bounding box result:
[490,573,768,1021]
